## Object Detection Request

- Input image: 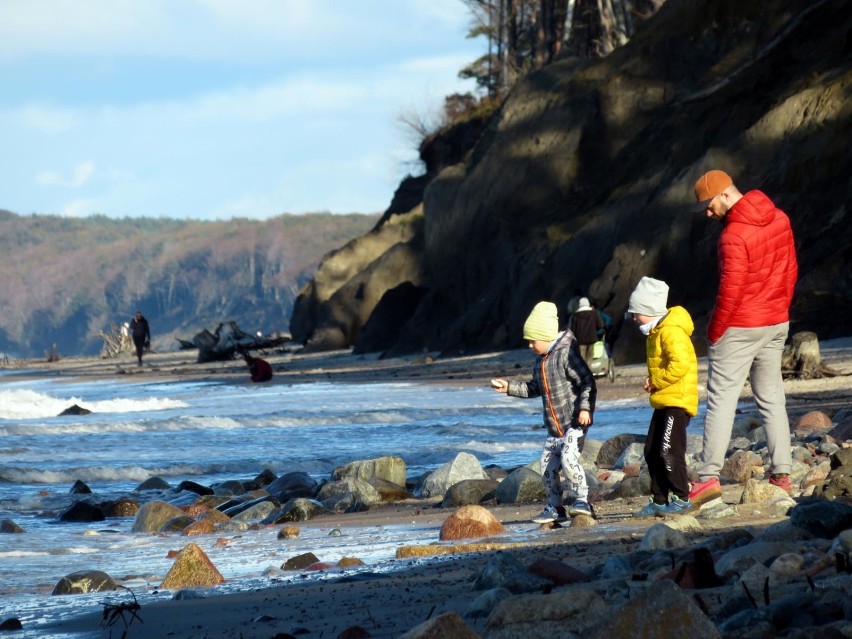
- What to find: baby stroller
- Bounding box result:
[587,340,615,382]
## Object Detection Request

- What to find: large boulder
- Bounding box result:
[131,500,185,533]
[52,570,117,595]
[441,479,499,507]
[160,543,224,589]
[332,456,407,487]
[316,478,382,506]
[485,588,607,638]
[399,612,480,639]
[494,467,545,504]
[439,505,505,541]
[416,452,489,499]
[266,471,318,500]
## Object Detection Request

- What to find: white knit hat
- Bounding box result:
[628,277,669,317]
[576,297,592,312]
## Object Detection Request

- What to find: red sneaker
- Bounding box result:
[769,474,792,494]
[688,477,722,506]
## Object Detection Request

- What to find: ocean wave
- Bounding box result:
[0,388,187,420]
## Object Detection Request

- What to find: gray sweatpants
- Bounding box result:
[698,322,792,480]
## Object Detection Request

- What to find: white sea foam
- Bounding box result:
[0,388,187,420]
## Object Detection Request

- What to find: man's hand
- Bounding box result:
[643,377,656,393]
[490,378,508,394]
[577,409,591,426]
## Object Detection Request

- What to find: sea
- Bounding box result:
[0,367,696,638]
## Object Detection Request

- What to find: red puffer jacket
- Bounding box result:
[707,190,798,344]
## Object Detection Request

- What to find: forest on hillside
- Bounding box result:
[0,210,378,357]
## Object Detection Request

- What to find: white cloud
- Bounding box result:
[60,197,99,217]
[0,0,472,63]
[19,105,77,134]
[35,161,96,188]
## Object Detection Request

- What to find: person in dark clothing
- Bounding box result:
[129,310,150,366]
[243,351,273,382]
[568,297,603,365]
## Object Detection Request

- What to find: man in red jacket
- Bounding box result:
[688,170,798,506]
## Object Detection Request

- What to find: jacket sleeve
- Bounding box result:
[565,343,596,415]
[649,327,692,390]
[708,232,748,344]
[507,378,540,399]
[786,223,798,305]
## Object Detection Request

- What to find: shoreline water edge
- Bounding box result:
[1,340,851,639]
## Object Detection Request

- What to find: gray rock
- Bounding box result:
[316,477,381,506]
[592,579,720,639]
[176,480,213,496]
[266,471,318,498]
[466,587,512,618]
[474,551,527,591]
[715,542,791,579]
[261,498,329,524]
[69,480,92,494]
[131,500,185,533]
[332,455,406,486]
[789,501,852,538]
[367,477,413,501]
[696,500,738,520]
[608,475,651,498]
[52,570,117,595]
[135,476,171,491]
[442,479,499,507]
[596,433,644,467]
[172,589,206,600]
[485,588,608,638]
[613,442,645,470]
[211,480,246,496]
[0,518,25,533]
[494,467,545,504]
[416,452,488,499]
[229,499,279,522]
[58,501,105,523]
[638,523,689,551]
[159,515,194,533]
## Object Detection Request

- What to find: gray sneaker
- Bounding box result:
[567,500,593,517]
[531,505,560,524]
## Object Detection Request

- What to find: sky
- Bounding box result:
[0,0,483,220]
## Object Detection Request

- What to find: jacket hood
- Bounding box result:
[654,306,694,336]
[726,190,776,227]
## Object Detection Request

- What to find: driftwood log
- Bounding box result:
[782,331,844,379]
[98,323,134,359]
[177,321,288,363]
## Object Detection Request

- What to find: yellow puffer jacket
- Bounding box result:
[646,306,699,416]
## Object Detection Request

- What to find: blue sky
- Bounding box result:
[0,1,482,219]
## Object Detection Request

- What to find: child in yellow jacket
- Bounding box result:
[627,277,699,516]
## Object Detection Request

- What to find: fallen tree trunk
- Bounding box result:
[782,331,845,379]
[177,321,288,363]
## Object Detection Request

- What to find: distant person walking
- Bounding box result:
[569,297,603,366]
[129,310,151,366]
[688,170,798,506]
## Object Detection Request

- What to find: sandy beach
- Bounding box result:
[5,338,851,639]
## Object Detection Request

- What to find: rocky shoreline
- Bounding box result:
[2,341,851,638]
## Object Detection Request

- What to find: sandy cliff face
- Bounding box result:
[291,0,852,361]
